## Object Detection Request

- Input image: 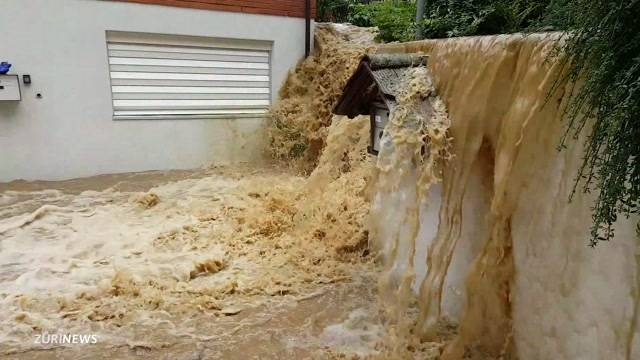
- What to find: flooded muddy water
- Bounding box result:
[0,23,460,360]
[0,165,384,359]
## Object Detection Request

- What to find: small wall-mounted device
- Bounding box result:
[370,105,389,155]
[22,75,31,84]
[0,74,21,101]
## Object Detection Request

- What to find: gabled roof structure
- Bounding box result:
[333,53,428,118]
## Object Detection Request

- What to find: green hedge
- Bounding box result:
[317,1,552,42]
[348,1,417,42]
[419,0,550,38]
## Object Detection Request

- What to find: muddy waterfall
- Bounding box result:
[270,25,640,359]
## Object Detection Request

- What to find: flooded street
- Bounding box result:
[0,164,384,359]
[0,24,457,359]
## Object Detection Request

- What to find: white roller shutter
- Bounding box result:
[106,34,271,120]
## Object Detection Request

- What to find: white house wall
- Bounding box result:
[0,0,313,181]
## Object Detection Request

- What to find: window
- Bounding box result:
[106,31,271,120]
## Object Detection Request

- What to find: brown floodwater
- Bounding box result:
[0,164,385,359]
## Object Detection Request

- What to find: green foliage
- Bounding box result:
[534,0,575,30]
[317,0,358,22]
[318,0,550,41]
[318,0,552,41]
[317,1,416,42]
[349,1,417,42]
[419,0,550,38]
[544,0,640,246]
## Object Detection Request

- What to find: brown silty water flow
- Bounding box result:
[373,34,639,360]
[0,25,389,359]
[0,161,383,359]
[1,23,639,360]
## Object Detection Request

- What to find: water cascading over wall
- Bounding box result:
[372,34,640,359]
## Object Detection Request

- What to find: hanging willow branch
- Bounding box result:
[548,0,640,246]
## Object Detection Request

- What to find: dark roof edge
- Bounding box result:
[332,60,377,116]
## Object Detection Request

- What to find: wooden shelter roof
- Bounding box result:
[333,54,428,118]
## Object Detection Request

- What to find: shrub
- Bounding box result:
[419,0,550,38]
[317,0,361,23]
[317,0,416,42]
[349,1,417,42]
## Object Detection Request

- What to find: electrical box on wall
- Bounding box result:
[0,75,21,101]
[370,105,389,155]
